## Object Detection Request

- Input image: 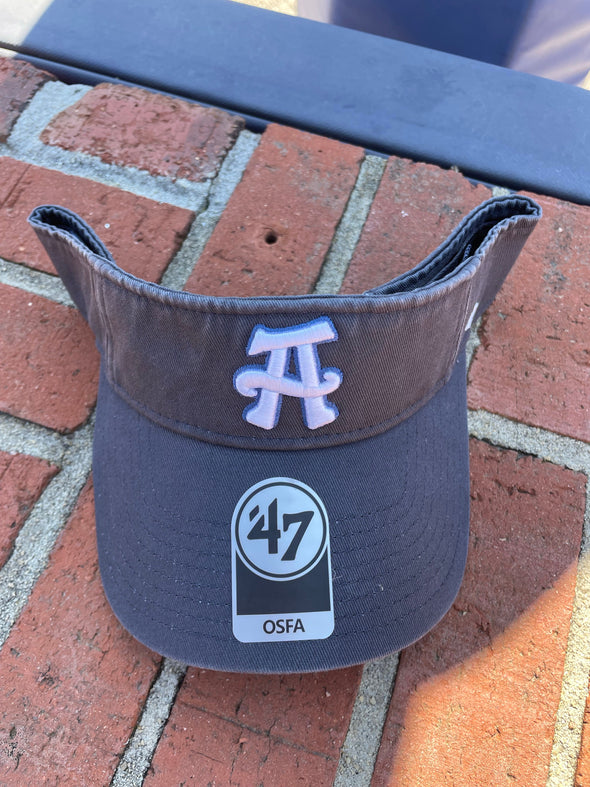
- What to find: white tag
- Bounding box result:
[231,477,334,643]
[465,301,479,331]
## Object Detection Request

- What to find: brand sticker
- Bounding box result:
[231,477,334,643]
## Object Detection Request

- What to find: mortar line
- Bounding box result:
[0,81,210,212]
[0,411,70,465]
[466,317,482,370]
[0,256,73,306]
[0,416,94,648]
[160,129,260,291]
[313,154,386,296]
[334,654,399,786]
[468,409,590,475]
[110,658,187,787]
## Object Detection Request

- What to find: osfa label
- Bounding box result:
[231,477,334,643]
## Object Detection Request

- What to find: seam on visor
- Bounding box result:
[105,501,460,639]
[32,206,481,315]
[96,274,115,383]
[104,364,456,450]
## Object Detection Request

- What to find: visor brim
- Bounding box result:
[93,351,470,673]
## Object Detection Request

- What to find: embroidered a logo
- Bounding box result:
[233,318,342,430]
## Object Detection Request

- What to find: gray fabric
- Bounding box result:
[28,195,541,672]
[29,196,540,449]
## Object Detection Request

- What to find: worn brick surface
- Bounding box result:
[0,284,99,432]
[0,451,58,569]
[184,123,364,296]
[469,191,589,442]
[41,83,244,182]
[341,156,491,293]
[372,440,586,786]
[0,58,54,142]
[0,481,161,785]
[0,158,193,281]
[145,667,360,786]
[577,682,590,786]
[146,706,334,786]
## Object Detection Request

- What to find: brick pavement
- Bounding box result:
[0,58,587,787]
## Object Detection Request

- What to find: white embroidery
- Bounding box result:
[234,318,342,430]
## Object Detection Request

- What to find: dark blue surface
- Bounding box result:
[93,357,469,673]
[300,0,533,67]
[300,0,590,86]
[6,0,590,204]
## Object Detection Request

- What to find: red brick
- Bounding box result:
[0,58,54,142]
[468,192,589,442]
[0,157,25,205]
[341,156,491,293]
[0,481,161,784]
[0,451,58,568]
[146,707,333,787]
[373,440,585,787]
[184,124,364,296]
[577,682,590,786]
[172,667,359,753]
[0,284,99,432]
[0,157,194,282]
[0,157,25,203]
[41,83,244,182]
[146,667,361,786]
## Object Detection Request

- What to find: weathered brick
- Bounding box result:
[145,667,361,786]
[0,482,161,785]
[468,191,589,442]
[146,706,334,786]
[184,123,364,296]
[373,440,585,787]
[41,83,244,182]
[341,156,490,293]
[0,451,58,569]
[0,157,194,282]
[0,157,24,203]
[0,57,54,142]
[0,283,99,432]
[577,681,590,786]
